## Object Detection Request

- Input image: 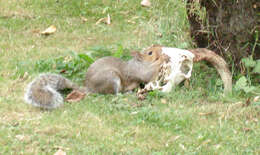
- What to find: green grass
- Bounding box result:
[0,0,259,154]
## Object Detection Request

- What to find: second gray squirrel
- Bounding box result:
[24,50,168,109]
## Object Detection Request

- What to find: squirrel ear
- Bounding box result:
[131,51,143,61]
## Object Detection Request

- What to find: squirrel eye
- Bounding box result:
[148,51,153,55]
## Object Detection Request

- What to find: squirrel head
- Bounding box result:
[130,45,163,63]
[141,44,163,62]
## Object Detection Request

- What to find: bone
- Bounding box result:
[188,48,232,94]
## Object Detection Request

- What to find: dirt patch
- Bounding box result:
[186,0,259,68]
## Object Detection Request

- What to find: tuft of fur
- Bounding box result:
[24,73,82,109]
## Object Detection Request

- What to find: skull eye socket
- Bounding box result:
[148,51,153,55]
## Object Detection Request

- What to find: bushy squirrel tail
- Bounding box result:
[24,73,82,109]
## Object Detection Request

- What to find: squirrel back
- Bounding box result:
[24,73,82,109]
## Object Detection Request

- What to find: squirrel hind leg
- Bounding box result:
[112,77,122,94]
[98,77,122,94]
[91,71,122,94]
[25,85,63,110]
[104,72,123,94]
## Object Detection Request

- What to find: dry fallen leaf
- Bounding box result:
[80,16,88,23]
[95,14,111,25]
[65,90,86,102]
[59,69,66,73]
[54,149,66,155]
[127,20,136,24]
[131,111,138,115]
[15,135,25,141]
[96,18,105,25]
[243,97,251,107]
[243,128,252,132]
[40,25,56,35]
[141,0,151,7]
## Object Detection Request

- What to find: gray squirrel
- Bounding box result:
[24,50,168,109]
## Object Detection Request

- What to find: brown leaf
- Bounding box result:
[243,128,252,132]
[95,14,111,25]
[80,16,88,23]
[54,149,66,155]
[15,135,25,141]
[243,97,251,107]
[65,90,86,102]
[59,69,66,73]
[40,25,56,35]
[141,0,151,7]
[96,18,105,25]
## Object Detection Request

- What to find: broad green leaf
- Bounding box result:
[78,53,95,64]
[241,57,256,68]
[253,59,260,74]
[235,76,247,90]
[113,44,124,58]
[243,86,256,93]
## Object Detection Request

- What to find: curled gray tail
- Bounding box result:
[24,82,64,110]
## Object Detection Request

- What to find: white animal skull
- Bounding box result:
[137,46,232,99]
[160,47,194,92]
[138,47,194,95]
